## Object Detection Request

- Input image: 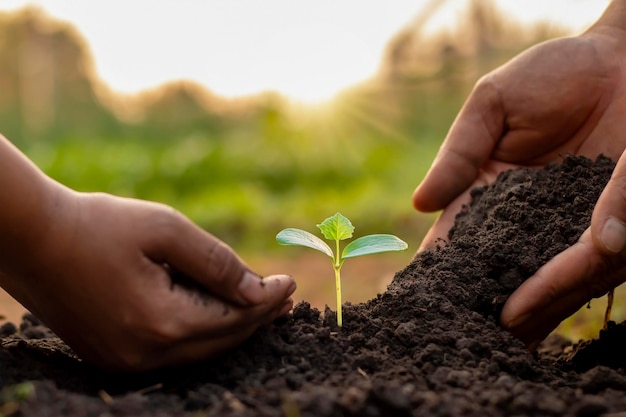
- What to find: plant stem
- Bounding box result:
[334,265,342,327]
[334,237,342,327]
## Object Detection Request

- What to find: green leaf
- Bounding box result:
[276,228,334,258]
[317,212,354,241]
[342,234,408,259]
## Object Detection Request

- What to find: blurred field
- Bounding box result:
[0,290,24,325]
[0,2,620,342]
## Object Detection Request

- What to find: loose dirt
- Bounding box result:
[2,155,626,417]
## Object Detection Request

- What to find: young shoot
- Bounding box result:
[276,212,408,327]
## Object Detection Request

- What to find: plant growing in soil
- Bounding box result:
[276,212,408,326]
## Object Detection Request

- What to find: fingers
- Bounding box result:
[127,275,295,371]
[152,314,280,370]
[144,208,282,307]
[501,229,624,346]
[418,190,472,251]
[96,274,295,372]
[158,295,294,369]
[413,76,505,213]
[418,169,501,251]
[155,325,261,369]
[167,274,296,339]
[502,150,626,345]
[591,152,626,255]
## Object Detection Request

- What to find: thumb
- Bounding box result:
[146,210,293,307]
[591,153,626,256]
[501,153,626,345]
[413,77,504,213]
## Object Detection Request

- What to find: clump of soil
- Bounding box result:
[3,155,626,417]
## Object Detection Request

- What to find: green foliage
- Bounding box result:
[25,124,438,254]
[1,1,569,258]
[318,212,354,242]
[275,228,333,258]
[343,234,410,259]
[277,213,408,326]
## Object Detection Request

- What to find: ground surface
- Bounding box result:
[2,155,626,417]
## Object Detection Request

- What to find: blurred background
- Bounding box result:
[0,0,619,340]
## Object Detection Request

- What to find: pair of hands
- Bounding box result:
[414,6,626,347]
[0,184,294,372]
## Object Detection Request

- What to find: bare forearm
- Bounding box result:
[0,135,66,279]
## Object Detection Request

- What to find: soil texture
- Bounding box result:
[3,155,626,417]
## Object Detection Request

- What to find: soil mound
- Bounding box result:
[2,155,626,417]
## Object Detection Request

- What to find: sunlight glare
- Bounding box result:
[0,0,612,102]
[247,23,375,102]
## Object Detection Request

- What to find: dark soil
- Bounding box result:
[3,155,626,417]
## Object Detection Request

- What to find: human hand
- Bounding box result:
[412,3,626,345]
[413,17,626,251]
[501,150,626,347]
[0,190,295,371]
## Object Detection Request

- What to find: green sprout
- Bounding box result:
[276,212,408,327]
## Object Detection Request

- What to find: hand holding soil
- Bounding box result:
[413,0,626,346]
[501,152,626,348]
[0,135,295,371]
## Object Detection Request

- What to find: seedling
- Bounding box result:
[276,212,408,326]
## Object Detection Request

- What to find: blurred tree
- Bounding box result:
[134,81,224,141]
[0,3,575,250]
[0,7,121,144]
[374,0,569,141]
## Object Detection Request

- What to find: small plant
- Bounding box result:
[276,212,408,326]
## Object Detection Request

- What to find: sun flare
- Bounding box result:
[0,0,610,102]
[234,23,377,102]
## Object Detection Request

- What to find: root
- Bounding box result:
[603,288,614,331]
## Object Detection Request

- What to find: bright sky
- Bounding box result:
[0,0,612,101]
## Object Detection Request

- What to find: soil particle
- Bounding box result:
[2,155,626,417]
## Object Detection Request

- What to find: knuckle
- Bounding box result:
[205,239,240,284]
[474,72,494,90]
[114,349,151,372]
[473,72,499,99]
[98,332,153,372]
[608,174,626,202]
[150,205,186,238]
[141,315,184,347]
[580,256,615,300]
[111,311,182,371]
[587,273,620,301]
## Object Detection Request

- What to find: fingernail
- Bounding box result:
[263,274,296,293]
[238,271,266,305]
[600,217,626,253]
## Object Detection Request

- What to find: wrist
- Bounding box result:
[0,136,76,283]
[586,0,626,42]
